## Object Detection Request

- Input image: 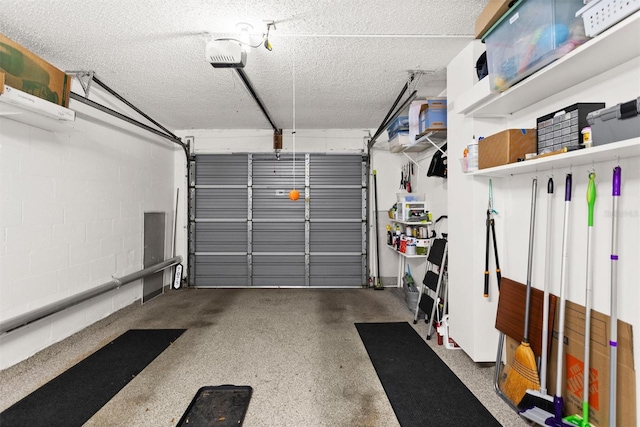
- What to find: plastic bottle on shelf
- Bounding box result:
[581,126,593,148]
[467,136,479,172]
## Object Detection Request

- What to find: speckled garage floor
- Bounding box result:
[0,288,528,426]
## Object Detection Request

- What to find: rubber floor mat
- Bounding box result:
[356,322,501,427]
[177,385,253,427]
[0,329,186,427]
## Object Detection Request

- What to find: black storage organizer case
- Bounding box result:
[536,102,605,154]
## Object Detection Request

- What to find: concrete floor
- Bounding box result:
[0,288,529,426]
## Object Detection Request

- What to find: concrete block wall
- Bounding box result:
[0,102,177,369]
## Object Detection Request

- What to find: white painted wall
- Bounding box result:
[0,84,177,369]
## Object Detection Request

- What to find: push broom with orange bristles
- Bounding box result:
[502,178,541,405]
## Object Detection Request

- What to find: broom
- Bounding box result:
[502,178,540,405]
[518,177,554,414]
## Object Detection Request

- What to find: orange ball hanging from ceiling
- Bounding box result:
[289,189,300,201]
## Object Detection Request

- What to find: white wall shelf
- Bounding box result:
[386,245,428,259]
[456,11,640,117]
[468,137,640,177]
[389,219,432,226]
[390,130,447,153]
[0,85,75,132]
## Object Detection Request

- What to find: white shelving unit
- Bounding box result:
[456,11,640,118]
[447,10,640,363]
[387,212,432,287]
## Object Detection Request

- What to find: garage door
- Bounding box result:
[188,153,367,287]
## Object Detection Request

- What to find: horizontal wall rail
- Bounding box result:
[0,256,182,335]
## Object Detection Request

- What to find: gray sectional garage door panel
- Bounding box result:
[195,188,247,220]
[194,255,248,287]
[195,155,248,186]
[252,187,304,220]
[310,255,364,287]
[252,255,305,287]
[253,222,305,253]
[308,155,365,287]
[194,222,247,253]
[190,153,366,288]
[309,222,363,253]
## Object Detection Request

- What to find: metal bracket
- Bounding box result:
[66,70,95,97]
[406,69,436,93]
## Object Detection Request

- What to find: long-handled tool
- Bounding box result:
[541,174,575,427]
[372,170,383,290]
[566,172,597,427]
[519,177,555,417]
[609,166,621,426]
[484,179,501,298]
[502,178,540,405]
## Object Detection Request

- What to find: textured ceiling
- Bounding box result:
[0,0,488,132]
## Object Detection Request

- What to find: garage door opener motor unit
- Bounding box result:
[206,39,247,68]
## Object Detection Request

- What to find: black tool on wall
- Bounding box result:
[483,180,501,297]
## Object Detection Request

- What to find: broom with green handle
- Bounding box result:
[502,178,540,405]
[565,172,597,427]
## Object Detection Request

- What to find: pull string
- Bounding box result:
[292,56,296,189]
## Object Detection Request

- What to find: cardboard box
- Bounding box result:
[418,99,447,133]
[475,0,513,39]
[478,129,536,169]
[0,33,71,107]
[548,301,636,427]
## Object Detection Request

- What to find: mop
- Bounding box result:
[609,166,621,426]
[519,177,554,415]
[565,172,597,427]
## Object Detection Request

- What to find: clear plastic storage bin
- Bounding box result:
[483,0,588,92]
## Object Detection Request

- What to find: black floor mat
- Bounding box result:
[355,322,501,427]
[0,328,185,427]
[177,385,253,427]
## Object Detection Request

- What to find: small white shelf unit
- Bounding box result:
[390,130,447,153]
[0,84,75,132]
[388,197,432,287]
